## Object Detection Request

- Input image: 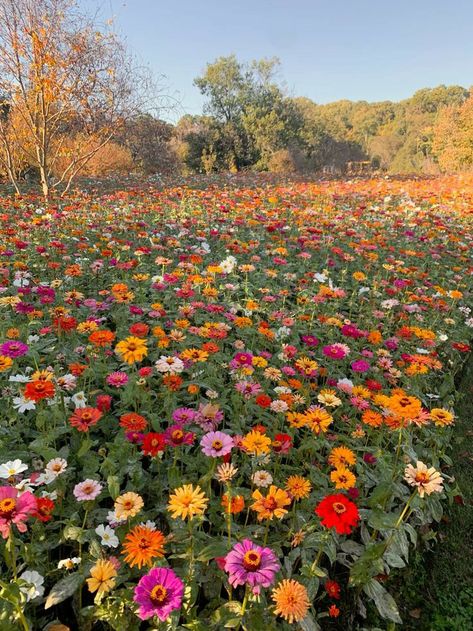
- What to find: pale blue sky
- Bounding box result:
[82,0,473,121]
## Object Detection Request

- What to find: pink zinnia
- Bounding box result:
[133,567,184,621]
[235,381,262,399]
[200,431,234,457]
[0,340,29,358]
[230,352,253,369]
[164,424,195,447]
[73,479,102,502]
[351,359,371,373]
[224,539,280,595]
[0,487,37,538]
[172,407,196,426]
[323,343,350,360]
[106,371,129,387]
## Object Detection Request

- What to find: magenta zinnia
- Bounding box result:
[133,566,184,621]
[0,487,37,539]
[224,538,280,594]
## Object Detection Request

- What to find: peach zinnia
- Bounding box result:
[114,492,144,519]
[404,461,444,498]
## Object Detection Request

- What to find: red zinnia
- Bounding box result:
[141,432,166,456]
[272,433,292,454]
[325,579,341,600]
[53,316,77,332]
[33,497,55,522]
[24,380,56,402]
[129,323,149,337]
[315,494,360,535]
[255,394,272,408]
[69,407,102,432]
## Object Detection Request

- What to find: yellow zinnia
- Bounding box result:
[86,559,117,595]
[241,430,272,456]
[167,484,208,520]
[251,485,291,521]
[115,336,148,364]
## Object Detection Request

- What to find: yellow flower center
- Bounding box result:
[211,440,223,450]
[171,429,184,443]
[333,501,347,514]
[243,550,261,570]
[150,584,168,605]
[0,497,16,515]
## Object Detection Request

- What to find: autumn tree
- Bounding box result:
[0,0,156,198]
[432,92,473,172]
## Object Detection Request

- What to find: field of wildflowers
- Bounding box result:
[0,175,472,630]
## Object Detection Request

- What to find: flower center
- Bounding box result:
[172,429,184,443]
[333,501,347,514]
[0,497,16,515]
[123,500,134,510]
[150,584,168,605]
[243,550,261,571]
[415,472,429,484]
[211,440,223,451]
[263,497,278,511]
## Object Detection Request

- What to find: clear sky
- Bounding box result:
[81,0,473,121]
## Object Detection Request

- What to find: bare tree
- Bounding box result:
[0,0,158,198]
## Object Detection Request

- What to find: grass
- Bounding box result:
[387,354,473,631]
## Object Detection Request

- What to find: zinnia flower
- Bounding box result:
[330,467,357,490]
[272,579,310,623]
[73,479,102,502]
[167,484,208,520]
[224,539,280,595]
[241,430,272,455]
[328,446,356,468]
[285,476,312,500]
[315,493,360,535]
[141,432,166,456]
[251,485,292,521]
[86,559,117,595]
[24,380,55,402]
[200,431,234,457]
[115,336,148,364]
[69,407,102,432]
[122,524,165,568]
[133,566,184,621]
[114,492,144,519]
[404,461,444,497]
[0,487,37,538]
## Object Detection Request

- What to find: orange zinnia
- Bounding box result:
[89,330,116,347]
[221,493,245,514]
[122,525,165,568]
[24,380,55,402]
[119,412,148,431]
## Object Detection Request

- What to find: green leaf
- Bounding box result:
[196,540,229,562]
[363,579,402,624]
[107,475,120,500]
[45,572,83,609]
[211,601,242,628]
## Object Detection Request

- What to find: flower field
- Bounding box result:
[0,175,472,630]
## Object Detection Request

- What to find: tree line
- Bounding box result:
[0,1,471,200]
